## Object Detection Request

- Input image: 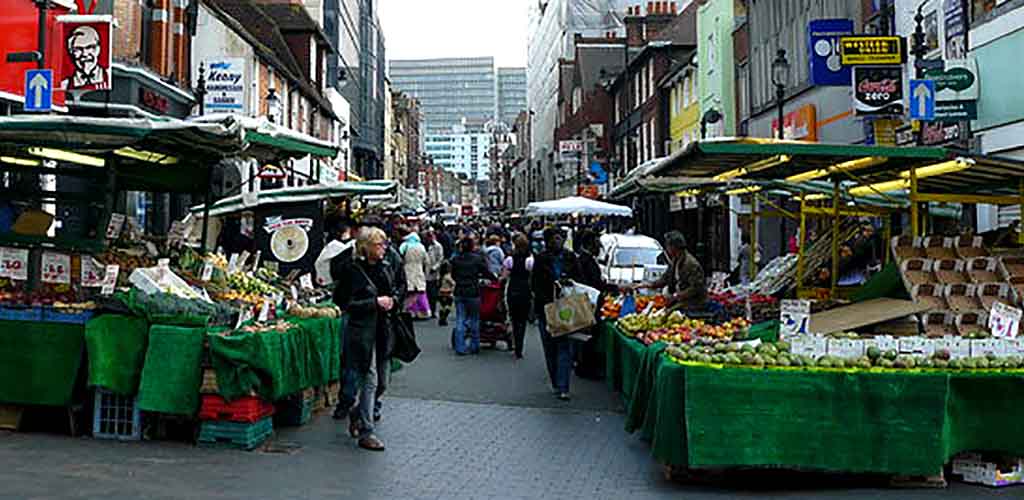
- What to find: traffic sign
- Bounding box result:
[24,69,52,112]
[909,79,935,121]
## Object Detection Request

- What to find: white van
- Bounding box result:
[598,234,668,287]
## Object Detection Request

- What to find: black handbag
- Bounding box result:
[389,311,421,363]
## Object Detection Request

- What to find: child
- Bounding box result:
[437,260,455,327]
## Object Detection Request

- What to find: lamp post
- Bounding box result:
[193,62,207,116]
[771,49,790,140]
[266,85,281,124]
[700,108,723,139]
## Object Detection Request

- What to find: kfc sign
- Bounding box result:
[57,15,112,92]
[0,1,71,106]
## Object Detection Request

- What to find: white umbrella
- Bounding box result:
[523,196,633,217]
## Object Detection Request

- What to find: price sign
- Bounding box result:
[779,299,811,339]
[290,285,299,302]
[970,339,1000,358]
[41,251,71,284]
[300,273,314,290]
[1014,338,1024,356]
[791,334,827,358]
[873,335,899,354]
[251,251,261,273]
[238,251,251,271]
[827,338,865,358]
[227,254,239,274]
[952,338,972,359]
[100,265,119,295]
[80,256,105,287]
[258,299,270,322]
[0,247,29,281]
[988,301,1022,339]
[201,261,214,281]
[105,213,126,239]
[235,306,253,329]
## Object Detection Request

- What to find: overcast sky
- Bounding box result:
[378,0,530,68]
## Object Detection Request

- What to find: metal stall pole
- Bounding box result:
[831,179,841,296]
[749,196,758,281]
[200,165,213,255]
[910,166,920,237]
[797,193,807,295]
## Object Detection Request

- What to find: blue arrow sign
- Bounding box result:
[24,69,53,112]
[909,79,935,121]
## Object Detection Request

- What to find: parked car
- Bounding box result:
[598,234,667,287]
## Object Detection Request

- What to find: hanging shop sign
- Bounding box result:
[56,15,113,92]
[264,217,313,263]
[839,36,905,66]
[0,247,29,281]
[944,0,967,60]
[203,57,246,114]
[41,251,71,284]
[853,66,904,116]
[923,58,979,121]
[559,140,583,163]
[771,104,817,141]
[807,19,854,86]
[920,121,964,146]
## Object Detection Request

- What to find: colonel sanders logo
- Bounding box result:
[59,19,112,92]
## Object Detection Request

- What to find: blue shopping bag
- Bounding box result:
[620,294,636,316]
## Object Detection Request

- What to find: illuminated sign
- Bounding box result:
[839,36,905,65]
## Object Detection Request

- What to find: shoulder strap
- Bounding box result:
[352,260,379,297]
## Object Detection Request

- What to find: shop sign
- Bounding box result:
[924,59,979,100]
[895,124,916,146]
[57,15,113,92]
[139,87,170,114]
[944,0,967,60]
[934,100,977,121]
[807,19,854,86]
[203,58,246,113]
[871,119,901,146]
[559,140,583,163]
[853,66,904,116]
[839,36,905,66]
[258,165,286,180]
[989,301,1022,339]
[779,299,810,338]
[771,104,817,141]
[41,251,71,284]
[0,247,29,281]
[920,121,962,146]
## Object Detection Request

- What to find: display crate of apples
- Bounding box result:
[600,294,669,320]
[616,308,751,346]
[707,291,779,323]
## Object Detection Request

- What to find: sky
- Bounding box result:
[378,0,530,68]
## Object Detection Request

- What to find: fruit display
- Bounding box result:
[237,321,293,335]
[635,294,668,312]
[618,310,750,344]
[707,291,779,323]
[226,272,278,296]
[131,290,236,326]
[617,309,687,335]
[286,303,341,319]
[600,298,622,319]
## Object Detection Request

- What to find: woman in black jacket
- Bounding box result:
[449,237,496,355]
[503,233,534,360]
[530,228,580,401]
[332,227,398,451]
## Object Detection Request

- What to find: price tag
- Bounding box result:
[100,265,119,295]
[251,251,261,272]
[201,261,214,281]
[300,274,314,290]
[988,301,1022,338]
[105,213,126,239]
[258,299,271,322]
[238,251,251,271]
[970,339,999,358]
[1014,338,1024,356]
[779,299,811,339]
[80,256,104,287]
[0,247,29,281]
[227,254,239,274]
[235,306,253,329]
[874,335,899,354]
[791,334,826,358]
[41,251,71,284]
[932,337,953,355]
[291,285,299,301]
[899,336,925,354]
[827,338,865,358]
[952,338,972,359]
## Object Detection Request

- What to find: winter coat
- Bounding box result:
[332,256,399,374]
[400,233,429,292]
[530,248,580,314]
[450,250,495,298]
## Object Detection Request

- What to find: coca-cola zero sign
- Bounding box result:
[853,66,904,116]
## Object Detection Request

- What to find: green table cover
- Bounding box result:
[136,325,208,415]
[603,322,624,393]
[0,320,85,406]
[84,315,149,396]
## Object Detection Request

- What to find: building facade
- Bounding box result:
[697,0,736,138]
[423,126,493,181]
[389,57,497,135]
[497,67,528,127]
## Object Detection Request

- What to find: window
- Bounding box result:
[682,77,690,109]
[647,60,654,99]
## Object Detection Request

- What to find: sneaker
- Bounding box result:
[558,392,571,401]
[358,434,385,451]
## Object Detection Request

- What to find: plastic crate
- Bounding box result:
[273,395,313,427]
[0,306,42,322]
[42,308,94,325]
[199,395,274,423]
[92,389,142,441]
[198,416,273,450]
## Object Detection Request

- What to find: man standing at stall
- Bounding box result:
[636,231,706,311]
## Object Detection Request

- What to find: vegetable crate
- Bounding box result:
[198,395,274,424]
[42,309,94,324]
[0,306,42,322]
[273,391,314,427]
[92,389,142,441]
[198,416,273,450]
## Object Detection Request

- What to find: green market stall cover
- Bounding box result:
[189,180,399,217]
[191,114,339,161]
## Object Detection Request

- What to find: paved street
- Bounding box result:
[0,320,1017,499]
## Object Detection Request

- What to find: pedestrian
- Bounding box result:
[450,236,495,355]
[437,261,455,326]
[331,226,397,451]
[423,229,445,318]
[483,233,506,276]
[315,216,354,287]
[530,228,580,400]
[435,223,453,259]
[503,233,533,360]
[574,229,617,293]
[399,226,431,319]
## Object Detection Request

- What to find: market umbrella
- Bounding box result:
[523,197,633,217]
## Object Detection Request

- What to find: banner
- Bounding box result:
[57,15,113,92]
[853,66,904,116]
[808,19,853,86]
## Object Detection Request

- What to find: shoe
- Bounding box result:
[558,392,571,401]
[470,348,480,355]
[373,410,381,422]
[358,434,385,451]
[439,320,448,326]
[332,406,347,420]
[348,418,360,438]
[455,351,469,356]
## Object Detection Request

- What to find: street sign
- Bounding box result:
[808,19,854,86]
[23,69,52,112]
[558,140,583,163]
[839,36,905,65]
[909,79,935,121]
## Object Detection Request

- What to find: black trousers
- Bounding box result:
[508,297,531,358]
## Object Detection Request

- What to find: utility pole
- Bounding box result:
[35,0,48,69]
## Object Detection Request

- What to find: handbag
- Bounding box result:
[543,281,596,337]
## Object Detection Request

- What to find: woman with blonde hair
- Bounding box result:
[332,226,398,451]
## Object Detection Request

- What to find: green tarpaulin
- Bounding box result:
[137,325,207,415]
[0,320,84,406]
[85,315,149,396]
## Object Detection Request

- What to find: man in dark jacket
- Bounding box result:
[530,228,580,400]
[449,237,496,355]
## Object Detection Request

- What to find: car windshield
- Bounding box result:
[611,247,664,266]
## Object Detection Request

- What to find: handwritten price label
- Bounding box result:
[41,252,71,284]
[105,213,126,240]
[300,274,314,290]
[0,247,29,281]
[201,262,214,281]
[100,265,119,295]
[80,256,105,287]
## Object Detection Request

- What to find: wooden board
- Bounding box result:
[809,298,930,335]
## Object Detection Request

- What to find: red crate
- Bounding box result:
[199,395,274,423]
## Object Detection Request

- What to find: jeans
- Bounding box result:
[452,296,481,354]
[537,313,573,393]
[340,347,377,437]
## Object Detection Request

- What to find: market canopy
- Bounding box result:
[524,196,633,217]
[190,180,398,217]
[192,114,339,161]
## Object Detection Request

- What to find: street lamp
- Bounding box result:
[266,85,281,124]
[700,108,723,139]
[771,48,790,140]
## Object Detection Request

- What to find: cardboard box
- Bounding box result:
[933,259,969,285]
[923,235,956,260]
[967,257,1000,283]
[977,282,1010,312]
[891,235,925,260]
[954,235,989,259]
[901,258,936,288]
[945,283,981,312]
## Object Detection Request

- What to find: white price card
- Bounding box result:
[988,301,1022,339]
[0,247,29,281]
[235,306,253,329]
[41,251,71,284]
[201,261,214,281]
[1014,338,1024,355]
[251,251,261,273]
[291,285,299,301]
[105,213,126,239]
[792,334,827,358]
[227,254,239,274]
[300,274,314,290]
[952,338,972,359]
[779,299,811,339]
[828,338,865,358]
[899,336,926,354]
[100,265,119,295]
[970,339,1000,358]
[258,299,271,322]
[874,335,899,353]
[80,256,105,287]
